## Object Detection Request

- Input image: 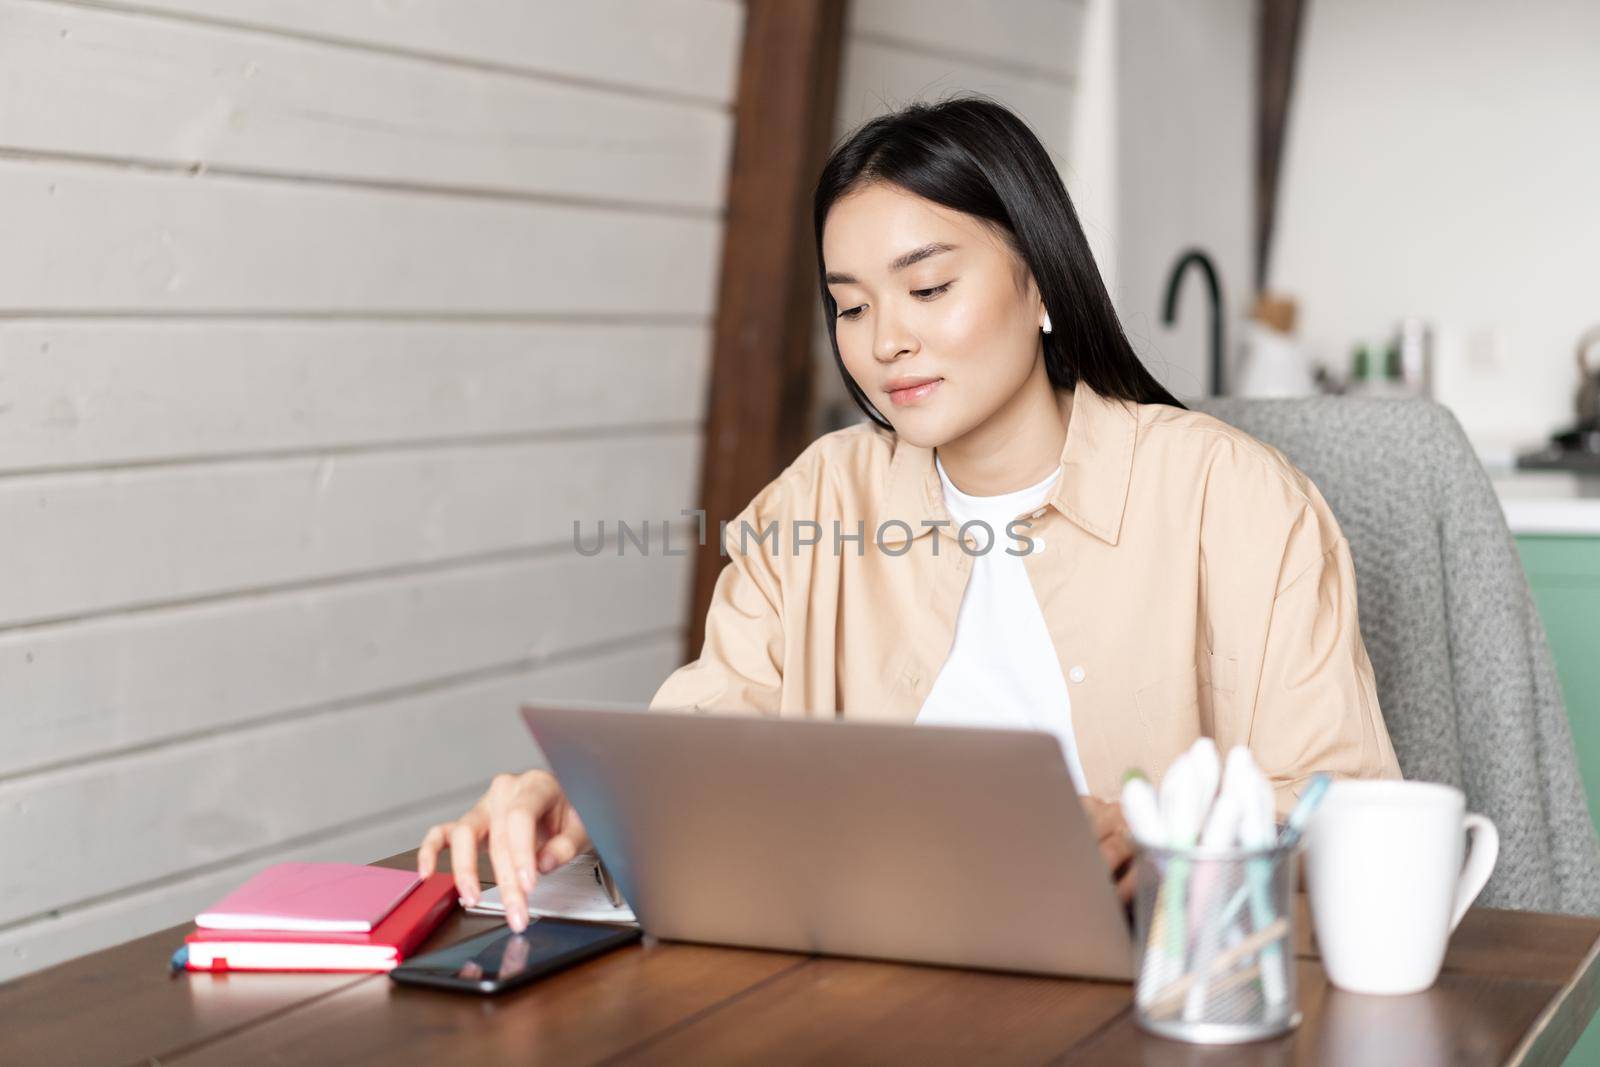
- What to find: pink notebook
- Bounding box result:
[196,862,421,932]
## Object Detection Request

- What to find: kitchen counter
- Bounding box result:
[1486,468,1600,535]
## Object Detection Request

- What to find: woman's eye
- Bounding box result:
[836,282,950,321]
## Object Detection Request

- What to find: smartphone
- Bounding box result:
[389,920,642,995]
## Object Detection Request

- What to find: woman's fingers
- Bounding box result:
[487,811,527,932]
[1098,799,1137,904]
[419,769,572,931]
[449,819,485,906]
[1081,796,1136,900]
[1100,828,1134,877]
[477,775,524,930]
[1082,798,1124,852]
[488,771,570,932]
[1115,862,1137,904]
[1080,796,1115,837]
[417,821,453,878]
[535,798,567,873]
[506,806,539,895]
[538,832,578,874]
[536,800,589,873]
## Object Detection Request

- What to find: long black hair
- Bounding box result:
[813,94,1187,429]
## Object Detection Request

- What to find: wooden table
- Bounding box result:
[4,849,1597,1066]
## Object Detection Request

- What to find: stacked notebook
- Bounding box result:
[183,862,455,972]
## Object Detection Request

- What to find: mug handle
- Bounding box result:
[1449,813,1500,932]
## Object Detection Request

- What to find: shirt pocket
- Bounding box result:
[1202,651,1238,729]
[1204,652,1238,694]
[1133,666,1204,779]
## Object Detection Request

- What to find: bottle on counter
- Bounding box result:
[1346,343,1372,396]
[1236,294,1316,397]
[1395,317,1435,397]
[1347,325,1433,399]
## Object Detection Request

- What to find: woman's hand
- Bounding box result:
[417,770,590,932]
[1081,795,1136,905]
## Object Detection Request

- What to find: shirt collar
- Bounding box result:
[878,375,1139,547]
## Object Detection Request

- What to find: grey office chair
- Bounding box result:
[1192,394,1600,916]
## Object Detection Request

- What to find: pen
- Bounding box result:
[1182,747,1249,1021]
[1274,772,1332,850]
[1238,769,1287,1007]
[1143,916,1291,1018]
[1119,771,1166,846]
[594,856,624,908]
[1123,772,1176,1008]
[1158,746,1211,960]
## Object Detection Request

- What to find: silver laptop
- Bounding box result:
[519,701,1135,980]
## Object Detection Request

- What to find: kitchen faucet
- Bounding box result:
[1161,249,1225,396]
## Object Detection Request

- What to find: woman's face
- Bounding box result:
[823,182,1048,448]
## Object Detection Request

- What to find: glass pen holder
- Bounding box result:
[1131,839,1301,1044]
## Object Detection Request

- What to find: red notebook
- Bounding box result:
[184,873,456,972]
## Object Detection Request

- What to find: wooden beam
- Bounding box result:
[687,0,847,658]
[1256,0,1307,292]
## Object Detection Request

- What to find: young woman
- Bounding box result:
[418,96,1403,933]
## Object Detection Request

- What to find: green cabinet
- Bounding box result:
[1516,535,1600,831]
[1515,534,1600,1067]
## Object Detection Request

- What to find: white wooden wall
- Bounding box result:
[0,0,742,980]
[813,0,1088,435]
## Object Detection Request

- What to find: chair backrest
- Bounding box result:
[1191,394,1600,915]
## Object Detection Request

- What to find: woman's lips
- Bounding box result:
[887,377,943,406]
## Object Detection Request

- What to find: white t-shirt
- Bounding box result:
[913,453,1089,794]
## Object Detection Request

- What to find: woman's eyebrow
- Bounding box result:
[825,242,959,285]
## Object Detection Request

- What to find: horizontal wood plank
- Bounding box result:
[0,159,721,313]
[95,0,745,103]
[0,787,479,982]
[0,320,709,471]
[0,545,692,779]
[847,0,1086,84]
[0,2,733,209]
[0,429,700,627]
[0,633,683,927]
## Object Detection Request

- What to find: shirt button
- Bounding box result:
[1031,508,1046,519]
[1033,536,1047,554]
[1068,665,1086,683]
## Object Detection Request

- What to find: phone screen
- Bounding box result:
[391,920,640,993]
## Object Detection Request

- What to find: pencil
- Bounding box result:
[1141,915,1289,1017]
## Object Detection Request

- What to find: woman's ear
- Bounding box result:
[1019,269,1047,332]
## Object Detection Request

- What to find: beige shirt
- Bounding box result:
[648,376,1403,818]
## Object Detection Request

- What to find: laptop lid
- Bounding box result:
[520,701,1135,980]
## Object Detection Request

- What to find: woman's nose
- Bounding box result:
[872,311,915,363]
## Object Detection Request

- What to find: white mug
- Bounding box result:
[1303,779,1498,995]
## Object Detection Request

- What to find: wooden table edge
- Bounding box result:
[1507,929,1600,1066]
